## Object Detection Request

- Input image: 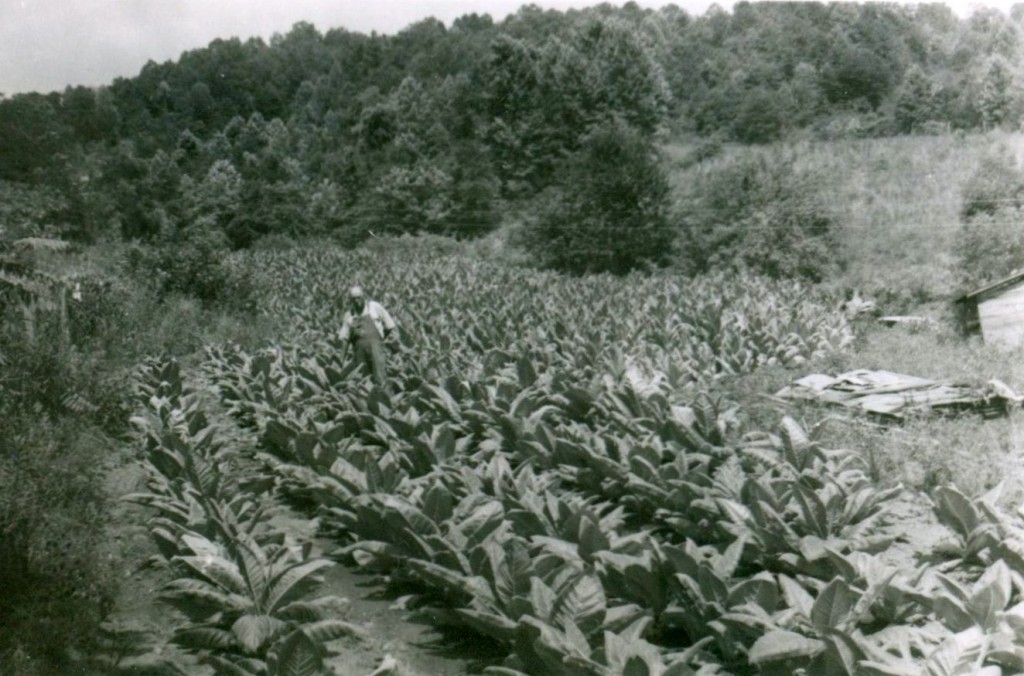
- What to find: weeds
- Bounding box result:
[0,241,285,671]
[666,131,1024,305]
[0,417,118,672]
[716,320,1024,501]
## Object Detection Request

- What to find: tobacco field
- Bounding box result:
[127,247,1024,675]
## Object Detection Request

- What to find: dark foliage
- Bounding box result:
[955,149,1024,289]
[124,234,255,309]
[676,151,842,281]
[520,119,672,275]
[3,1,1017,260]
[0,417,115,673]
[960,149,1024,220]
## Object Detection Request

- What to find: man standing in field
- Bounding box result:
[338,285,397,388]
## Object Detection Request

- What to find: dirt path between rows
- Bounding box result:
[875,490,950,570]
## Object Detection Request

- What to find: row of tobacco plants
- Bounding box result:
[131,246,1024,673]
[127,358,363,675]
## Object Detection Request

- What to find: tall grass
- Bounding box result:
[667,130,1024,309]
[0,242,285,672]
[717,321,1024,503]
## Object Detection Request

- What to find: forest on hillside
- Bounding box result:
[4,1,1024,277]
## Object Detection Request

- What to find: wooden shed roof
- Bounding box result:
[956,270,1024,304]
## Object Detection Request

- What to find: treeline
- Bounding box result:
[2,2,1024,272]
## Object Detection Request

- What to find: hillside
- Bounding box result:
[667,130,1024,309]
[7,133,1024,670]
[5,2,1024,274]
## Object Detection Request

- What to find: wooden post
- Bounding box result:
[1011,405,1024,457]
[20,295,35,346]
[58,283,69,350]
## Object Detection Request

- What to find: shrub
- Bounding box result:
[227,178,315,249]
[960,148,1024,220]
[124,231,254,310]
[688,135,724,164]
[919,120,952,136]
[0,181,69,240]
[675,150,843,281]
[0,339,132,432]
[358,232,465,258]
[66,275,138,346]
[330,221,374,249]
[955,207,1024,290]
[860,261,957,313]
[0,416,117,672]
[66,263,263,385]
[517,119,673,275]
[732,87,787,144]
[0,290,131,431]
[955,148,1024,289]
[250,232,297,252]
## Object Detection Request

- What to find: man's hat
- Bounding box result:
[349,285,365,299]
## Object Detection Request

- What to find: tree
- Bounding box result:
[180,159,241,236]
[978,55,1019,130]
[0,94,72,182]
[786,62,825,127]
[483,34,549,196]
[61,86,100,142]
[394,18,455,80]
[99,142,182,240]
[569,17,672,136]
[520,119,672,275]
[955,149,1024,289]
[361,162,454,235]
[821,42,893,108]
[484,16,670,197]
[956,207,1024,290]
[270,22,330,97]
[894,65,937,132]
[732,86,787,143]
[960,148,1024,220]
[187,81,215,127]
[346,73,498,239]
[93,87,121,140]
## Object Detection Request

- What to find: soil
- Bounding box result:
[876,490,951,571]
[96,455,204,675]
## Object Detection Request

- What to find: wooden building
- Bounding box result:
[956,271,1024,346]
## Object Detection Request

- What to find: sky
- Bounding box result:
[0,0,1015,95]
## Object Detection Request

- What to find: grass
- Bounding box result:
[678,126,1024,501]
[827,321,1024,502]
[799,132,998,304]
[717,318,1024,504]
[666,130,1024,309]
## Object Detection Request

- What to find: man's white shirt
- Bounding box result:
[338,300,397,342]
